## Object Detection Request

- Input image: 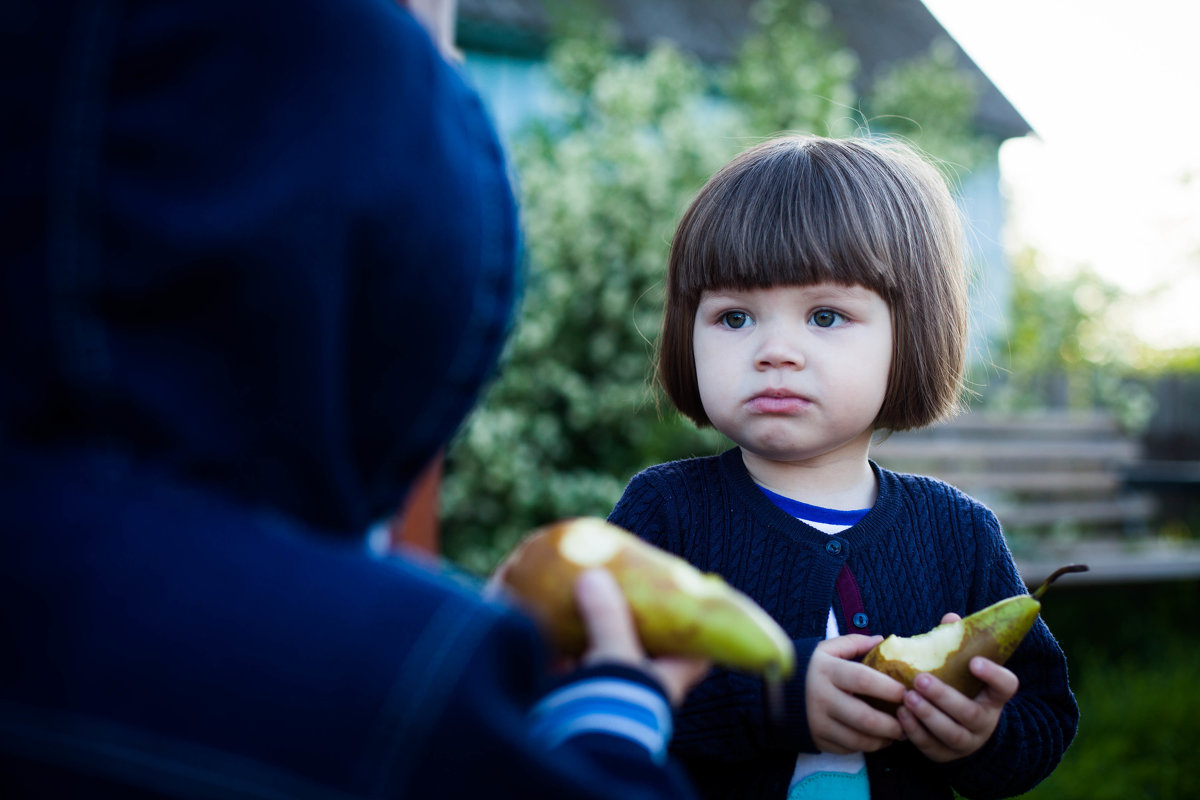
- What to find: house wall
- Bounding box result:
[957,157,1012,366]
[461,52,555,139]
[460,52,1014,367]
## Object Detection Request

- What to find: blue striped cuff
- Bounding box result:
[529,677,673,763]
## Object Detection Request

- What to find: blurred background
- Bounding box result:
[403,2,1200,795]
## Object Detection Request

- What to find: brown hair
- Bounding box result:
[659,135,967,431]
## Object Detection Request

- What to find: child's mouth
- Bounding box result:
[747,393,810,414]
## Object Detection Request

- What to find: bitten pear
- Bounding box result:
[496,517,795,680]
[862,565,1087,711]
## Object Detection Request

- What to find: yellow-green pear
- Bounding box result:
[496,517,795,680]
[862,565,1087,712]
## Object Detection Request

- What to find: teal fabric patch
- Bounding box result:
[787,766,869,800]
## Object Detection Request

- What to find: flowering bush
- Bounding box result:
[442,1,989,573]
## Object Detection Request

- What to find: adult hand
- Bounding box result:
[805,635,906,754]
[575,568,710,707]
[896,612,1020,762]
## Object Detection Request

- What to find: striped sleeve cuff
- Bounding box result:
[529,676,673,763]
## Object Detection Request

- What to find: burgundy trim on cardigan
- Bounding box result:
[835,564,871,636]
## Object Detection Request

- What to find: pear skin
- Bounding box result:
[862,594,1040,711]
[861,564,1087,713]
[496,517,796,680]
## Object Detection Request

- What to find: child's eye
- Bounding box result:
[810,309,845,328]
[720,311,751,329]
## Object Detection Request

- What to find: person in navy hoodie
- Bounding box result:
[0,1,705,797]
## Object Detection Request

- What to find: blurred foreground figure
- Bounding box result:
[0,1,702,797]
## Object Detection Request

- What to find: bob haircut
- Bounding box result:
[659,135,968,432]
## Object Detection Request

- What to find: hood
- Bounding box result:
[0,0,520,536]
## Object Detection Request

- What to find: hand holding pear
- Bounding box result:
[862,565,1087,712]
[494,517,795,681]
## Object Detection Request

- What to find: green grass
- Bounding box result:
[1018,641,1200,799]
[1016,581,1200,799]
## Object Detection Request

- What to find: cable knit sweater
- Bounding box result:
[609,448,1078,800]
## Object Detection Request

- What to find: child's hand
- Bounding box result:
[896,613,1020,762]
[575,568,711,707]
[806,635,906,754]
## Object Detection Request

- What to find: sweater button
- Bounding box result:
[852,612,869,629]
[825,539,844,556]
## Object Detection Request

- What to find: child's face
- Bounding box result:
[692,282,892,467]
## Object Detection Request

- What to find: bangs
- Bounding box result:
[669,137,925,301]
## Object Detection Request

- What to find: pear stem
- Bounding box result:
[1032,563,1090,599]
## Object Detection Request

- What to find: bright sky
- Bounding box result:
[921,0,1200,352]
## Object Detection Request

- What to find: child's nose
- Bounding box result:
[754,326,805,370]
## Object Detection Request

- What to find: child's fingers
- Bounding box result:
[837,659,905,699]
[574,569,710,707]
[817,659,906,741]
[899,664,1015,762]
[907,672,977,727]
[901,677,961,732]
[575,568,643,665]
[820,634,884,660]
[970,657,1020,707]
[833,693,905,744]
[817,645,907,708]
[897,682,973,761]
[896,703,949,758]
[651,656,712,707]
[814,638,907,719]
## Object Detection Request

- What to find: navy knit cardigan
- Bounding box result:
[609,448,1079,800]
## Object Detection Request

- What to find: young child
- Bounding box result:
[609,135,1079,800]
